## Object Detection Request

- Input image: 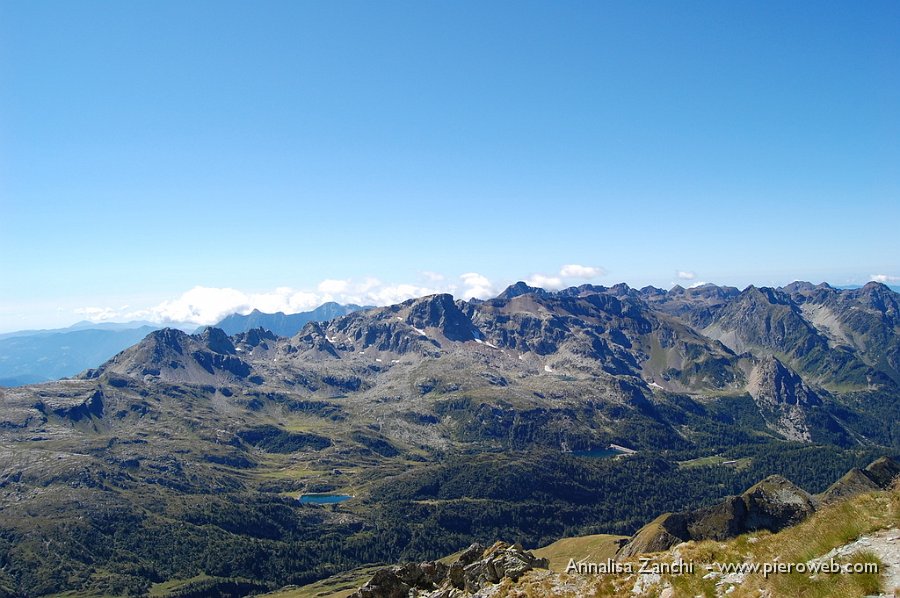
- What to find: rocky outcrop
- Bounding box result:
[818,468,882,505]
[84,327,255,383]
[406,294,478,342]
[863,456,900,489]
[33,389,104,422]
[740,475,816,531]
[618,474,816,558]
[817,456,900,505]
[619,458,899,559]
[291,322,340,358]
[616,513,691,558]
[747,357,825,442]
[349,541,548,598]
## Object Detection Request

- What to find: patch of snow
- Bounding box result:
[375,358,382,363]
[358,351,365,355]
[391,359,400,364]
[544,365,554,373]
[649,382,664,389]
[474,338,484,344]
[412,327,427,336]
[518,354,526,361]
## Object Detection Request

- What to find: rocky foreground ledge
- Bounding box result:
[350,541,549,598]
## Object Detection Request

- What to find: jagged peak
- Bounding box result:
[861,280,893,293]
[406,293,476,341]
[864,456,900,488]
[496,282,548,300]
[781,281,818,294]
[739,284,792,306]
[236,327,278,347]
[638,285,666,296]
[195,327,236,355]
[145,327,189,351]
[606,282,633,296]
[298,320,326,335]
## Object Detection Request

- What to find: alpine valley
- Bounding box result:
[1,281,898,597]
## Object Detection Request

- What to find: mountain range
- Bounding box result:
[212,302,368,337]
[0,303,366,387]
[86,280,900,449]
[0,281,897,596]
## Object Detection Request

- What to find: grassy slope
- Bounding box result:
[532,534,626,572]
[258,566,382,598]
[509,483,900,597]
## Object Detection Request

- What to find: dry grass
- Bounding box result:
[533,534,627,572]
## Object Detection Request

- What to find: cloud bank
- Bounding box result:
[526,263,605,290]
[871,274,900,284]
[74,263,606,326]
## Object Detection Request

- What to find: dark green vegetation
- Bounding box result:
[0,282,897,596]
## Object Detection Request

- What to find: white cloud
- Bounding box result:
[523,263,605,290]
[459,273,494,299]
[676,271,696,280]
[148,286,252,325]
[74,306,124,322]
[421,271,445,282]
[317,279,350,294]
[871,274,900,284]
[559,264,605,279]
[356,277,382,293]
[284,291,322,312]
[365,283,441,305]
[73,266,609,327]
[526,274,564,289]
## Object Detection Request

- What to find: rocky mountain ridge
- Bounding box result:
[81,281,900,450]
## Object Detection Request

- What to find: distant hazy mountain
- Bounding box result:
[835,284,900,293]
[0,321,197,386]
[213,302,369,336]
[0,326,159,386]
[0,320,196,341]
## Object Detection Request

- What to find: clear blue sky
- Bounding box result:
[1,1,898,331]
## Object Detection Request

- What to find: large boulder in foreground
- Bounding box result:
[350,541,548,598]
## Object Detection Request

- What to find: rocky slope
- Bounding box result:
[78,281,900,452]
[617,456,899,559]
[349,542,549,598]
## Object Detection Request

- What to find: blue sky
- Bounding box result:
[1,1,898,331]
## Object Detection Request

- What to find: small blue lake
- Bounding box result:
[298,494,352,505]
[572,449,619,459]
